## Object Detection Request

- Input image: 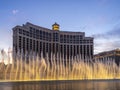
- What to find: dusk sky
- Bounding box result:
[0,0,120,54]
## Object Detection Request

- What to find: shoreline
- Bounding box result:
[0,79,120,84]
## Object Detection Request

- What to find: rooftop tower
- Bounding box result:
[52,22,59,30]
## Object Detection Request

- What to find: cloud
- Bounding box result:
[92,27,120,54]
[106,28,120,38]
[12,10,19,15]
[92,27,120,39]
[94,39,120,54]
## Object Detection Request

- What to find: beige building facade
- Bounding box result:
[13,22,93,62]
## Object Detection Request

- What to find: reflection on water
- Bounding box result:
[0,80,120,90]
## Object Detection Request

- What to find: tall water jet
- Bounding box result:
[0,49,120,81]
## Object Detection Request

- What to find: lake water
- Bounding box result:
[0,80,120,90]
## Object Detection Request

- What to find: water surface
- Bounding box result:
[0,80,120,90]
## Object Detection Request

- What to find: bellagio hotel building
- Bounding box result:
[13,22,93,62]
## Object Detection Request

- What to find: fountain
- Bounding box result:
[0,49,120,82]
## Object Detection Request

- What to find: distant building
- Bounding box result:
[94,49,120,65]
[13,22,93,63]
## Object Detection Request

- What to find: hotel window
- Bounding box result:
[40,30,42,39]
[30,39,32,50]
[79,35,82,39]
[33,34,36,38]
[23,30,25,35]
[53,32,59,42]
[46,32,48,41]
[64,35,66,39]
[67,45,69,58]
[48,33,51,41]
[46,43,48,52]
[26,31,29,37]
[67,35,69,43]
[36,29,39,34]
[43,31,45,40]
[60,35,63,43]
[36,41,39,52]
[30,32,32,37]
[70,45,72,56]
[90,40,93,43]
[23,37,25,52]
[36,30,39,39]
[77,45,79,54]
[56,43,58,53]
[33,28,36,34]
[63,35,66,43]
[70,35,72,43]
[64,45,66,57]
[40,42,42,52]
[60,45,63,54]
[33,40,35,51]
[27,38,29,51]
[19,29,22,34]
[49,43,51,54]
[19,36,22,49]
[30,27,32,30]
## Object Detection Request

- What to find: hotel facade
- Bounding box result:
[13,22,93,62]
